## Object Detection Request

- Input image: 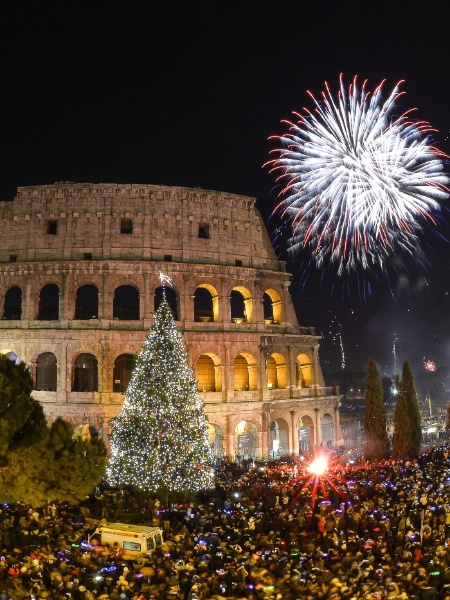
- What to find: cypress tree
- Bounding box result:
[402,361,422,457]
[392,374,409,459]
[392,362,422,459]
[363,357,390,459]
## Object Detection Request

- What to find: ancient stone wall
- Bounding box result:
[0,184,342,458]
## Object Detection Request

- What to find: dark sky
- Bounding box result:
[2,1,450,378]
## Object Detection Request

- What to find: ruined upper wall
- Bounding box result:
[0,183,284,271]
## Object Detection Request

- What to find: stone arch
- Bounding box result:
[154,286,180,321]
[36,352,57,391]
[113,284,140,320]
[72,352,98,392]
[234,420,258,459]
[269,417,289,457]
[74,284,99,320]
[2,285,22,320]
[267,352,287,389]
[113,353,136,393]
[207,423,224,458]
[230,285,253,323]
[38,283,59,320]
[297,414,315,453]
[233,352,257,391]
[263,288,282,324]
[196,352,222,392]
[321,413,334,449]
[296,352,313,387]
[194,283,219,322]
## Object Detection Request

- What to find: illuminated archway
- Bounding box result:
[263,289,282,324]
[233,352,257,391]
[194,284,219,322]
[269,418,289,457]
[296,353,312,387]
[234,420,258,458]
[298,415,314,452]
[267,352,287,389]
[230,286,253,323]
[321,413,334,449]
[207,423,224,458]
[196,353,221,392]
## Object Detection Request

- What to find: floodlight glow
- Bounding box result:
[307,457,328,476]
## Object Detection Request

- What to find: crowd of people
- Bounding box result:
[2,446,450,599]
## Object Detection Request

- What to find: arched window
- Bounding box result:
[230,290,245,322]
[73,353,98,392]
[38,284,59,320]
[194,287,214,322]
[36,352,57,391]
[321,413,334,449]
[113,354,135,393]
[113,285,140,320]
[233,353,257,391]
[297,353,313,387]
[207,423,224,458]
[234,355,249,390]
[267,353,287,389]
[230,286,253,323]
[196,355,216,391]
[263,289,282,324]
[74,285,99,320]
[269,418,289,457]
[3,286,22,320]
[154,286,179,320]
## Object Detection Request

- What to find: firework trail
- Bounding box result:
[329,315,346,370]
[266,75,449,276]
[392,333,398,374]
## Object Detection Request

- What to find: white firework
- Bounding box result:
[266,75,449,275]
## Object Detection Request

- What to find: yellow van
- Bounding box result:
[91,522,164,557]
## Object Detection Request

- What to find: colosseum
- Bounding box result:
[0,183,341,459]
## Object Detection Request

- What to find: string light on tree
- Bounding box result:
[106,273,215,495]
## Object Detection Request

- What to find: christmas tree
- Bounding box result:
[106,284,215,495]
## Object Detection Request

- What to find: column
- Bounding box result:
[288,346,296,392]
[314,407,321,447]
[290,410,298,453]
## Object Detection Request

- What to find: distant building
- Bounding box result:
[0,183,342,458]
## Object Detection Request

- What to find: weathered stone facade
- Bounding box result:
[0,183,341,459]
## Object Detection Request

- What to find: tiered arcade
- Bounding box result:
[0,183,341,459]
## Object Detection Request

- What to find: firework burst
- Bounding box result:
[266,75,449,276]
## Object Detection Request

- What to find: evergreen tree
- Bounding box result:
[392,374,408,459]
[392,362,422,459]
[0,355,107,504]
[402,361,422,457]
[106,294,215,497]
[363,357,389,459]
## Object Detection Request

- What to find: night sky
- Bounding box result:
[2,2,450,378]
